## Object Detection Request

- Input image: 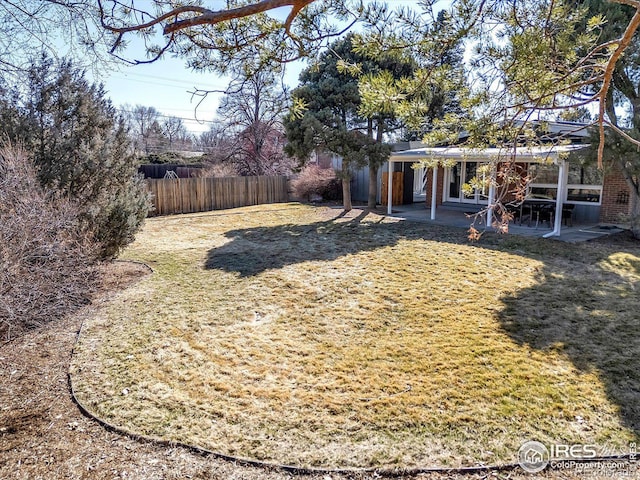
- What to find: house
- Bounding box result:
[382,122,633,236]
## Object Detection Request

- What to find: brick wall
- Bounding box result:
[498,162,529,203]
[600,162,632,223]
[425,166,445,207]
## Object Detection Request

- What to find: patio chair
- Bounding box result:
[505,203,522,224]
[562,203,575,227]
[522,201,540,227]
[536,203,554,228]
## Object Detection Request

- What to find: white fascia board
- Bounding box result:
[389,145,588,164]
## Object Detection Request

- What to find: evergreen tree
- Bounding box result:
[578,0,640,237]
[0,56,150,258]
[284,34,416,210]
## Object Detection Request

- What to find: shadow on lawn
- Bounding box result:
[206,210,395,276]
[498,248,640,439]
[206,207,640,438]
[205,209,464,277]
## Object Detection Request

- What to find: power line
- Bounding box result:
[108,76,204,91]
[149,106,216,114]
[117,108,218,124]
[117,70,229,89]
[108,72,230,91]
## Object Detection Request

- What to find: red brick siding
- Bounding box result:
[497,162,529,203]
[600,163,632,223]
[425,166,445,207]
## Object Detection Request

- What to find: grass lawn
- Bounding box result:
[70,203,640,469]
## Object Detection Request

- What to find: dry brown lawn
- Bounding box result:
[65,203,640,473]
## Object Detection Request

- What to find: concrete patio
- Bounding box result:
[378,202,625,243]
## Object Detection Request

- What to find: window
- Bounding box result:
[527,164,558,200]
[566,163,603,204]
[527,162,603,204]
[529,187,557,200]
[566,188,601,203]
[567,163,603,185]
[528,163,558,184]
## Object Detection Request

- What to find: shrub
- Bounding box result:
[202,161,240,178]
[1,56,151,259]
[140,152,202,165]
[0,145,98,340]
[291,165,342,201]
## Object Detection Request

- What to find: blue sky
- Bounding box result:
[96,1,449,135]
[100,59,240,135]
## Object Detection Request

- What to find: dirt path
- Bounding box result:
[0,261,591,480]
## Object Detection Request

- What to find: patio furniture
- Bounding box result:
[562,203,575,226]
[521,199,555,228]
[505,203,522,223]
[537,203,555,228]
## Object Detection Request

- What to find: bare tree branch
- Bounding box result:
[165,0,314,35]
[98,0,317,40]
[604,117,640,147]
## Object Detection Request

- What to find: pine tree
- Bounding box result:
[1,55,150,258]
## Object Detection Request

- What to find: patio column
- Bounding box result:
[387,160,393,215]
[543,158,566,238]
[430,166,438,220]
[486,164,496,227]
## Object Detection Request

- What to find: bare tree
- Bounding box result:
[198,122,229,153]
[0,0,114,76]
[196,123,224,153]
[162,115,187,151]
[125,105,166,155]
[218,70,288,131]
[198,122,237,170]
[211,69,293,175]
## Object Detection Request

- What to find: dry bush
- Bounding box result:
[290,164,341,201]
[202,161,240,178]
[0,145,98,340]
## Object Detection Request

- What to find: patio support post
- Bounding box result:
[430,165,437,220]
[543,158,566,238]
[486,164,496,227]
[387,160,393,215]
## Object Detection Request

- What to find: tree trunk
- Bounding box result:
[630,188,640,239]
[341,162,352,212]
[342,177,352,211]
[367,117,385,210]
[368,162,378,209]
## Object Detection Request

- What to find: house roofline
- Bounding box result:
[389,144,589,163]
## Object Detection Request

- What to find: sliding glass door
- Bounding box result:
[446,161,488,204]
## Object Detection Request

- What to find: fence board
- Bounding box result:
[146,176,289,216]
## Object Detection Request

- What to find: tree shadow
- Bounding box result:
[205,210,406,277]
[497,249,640,437]
[204,209,474,277]
[206,207,640,440]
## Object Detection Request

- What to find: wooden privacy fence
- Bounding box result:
[146,176,289,216]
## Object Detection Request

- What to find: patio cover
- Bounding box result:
[386,144,588,237]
